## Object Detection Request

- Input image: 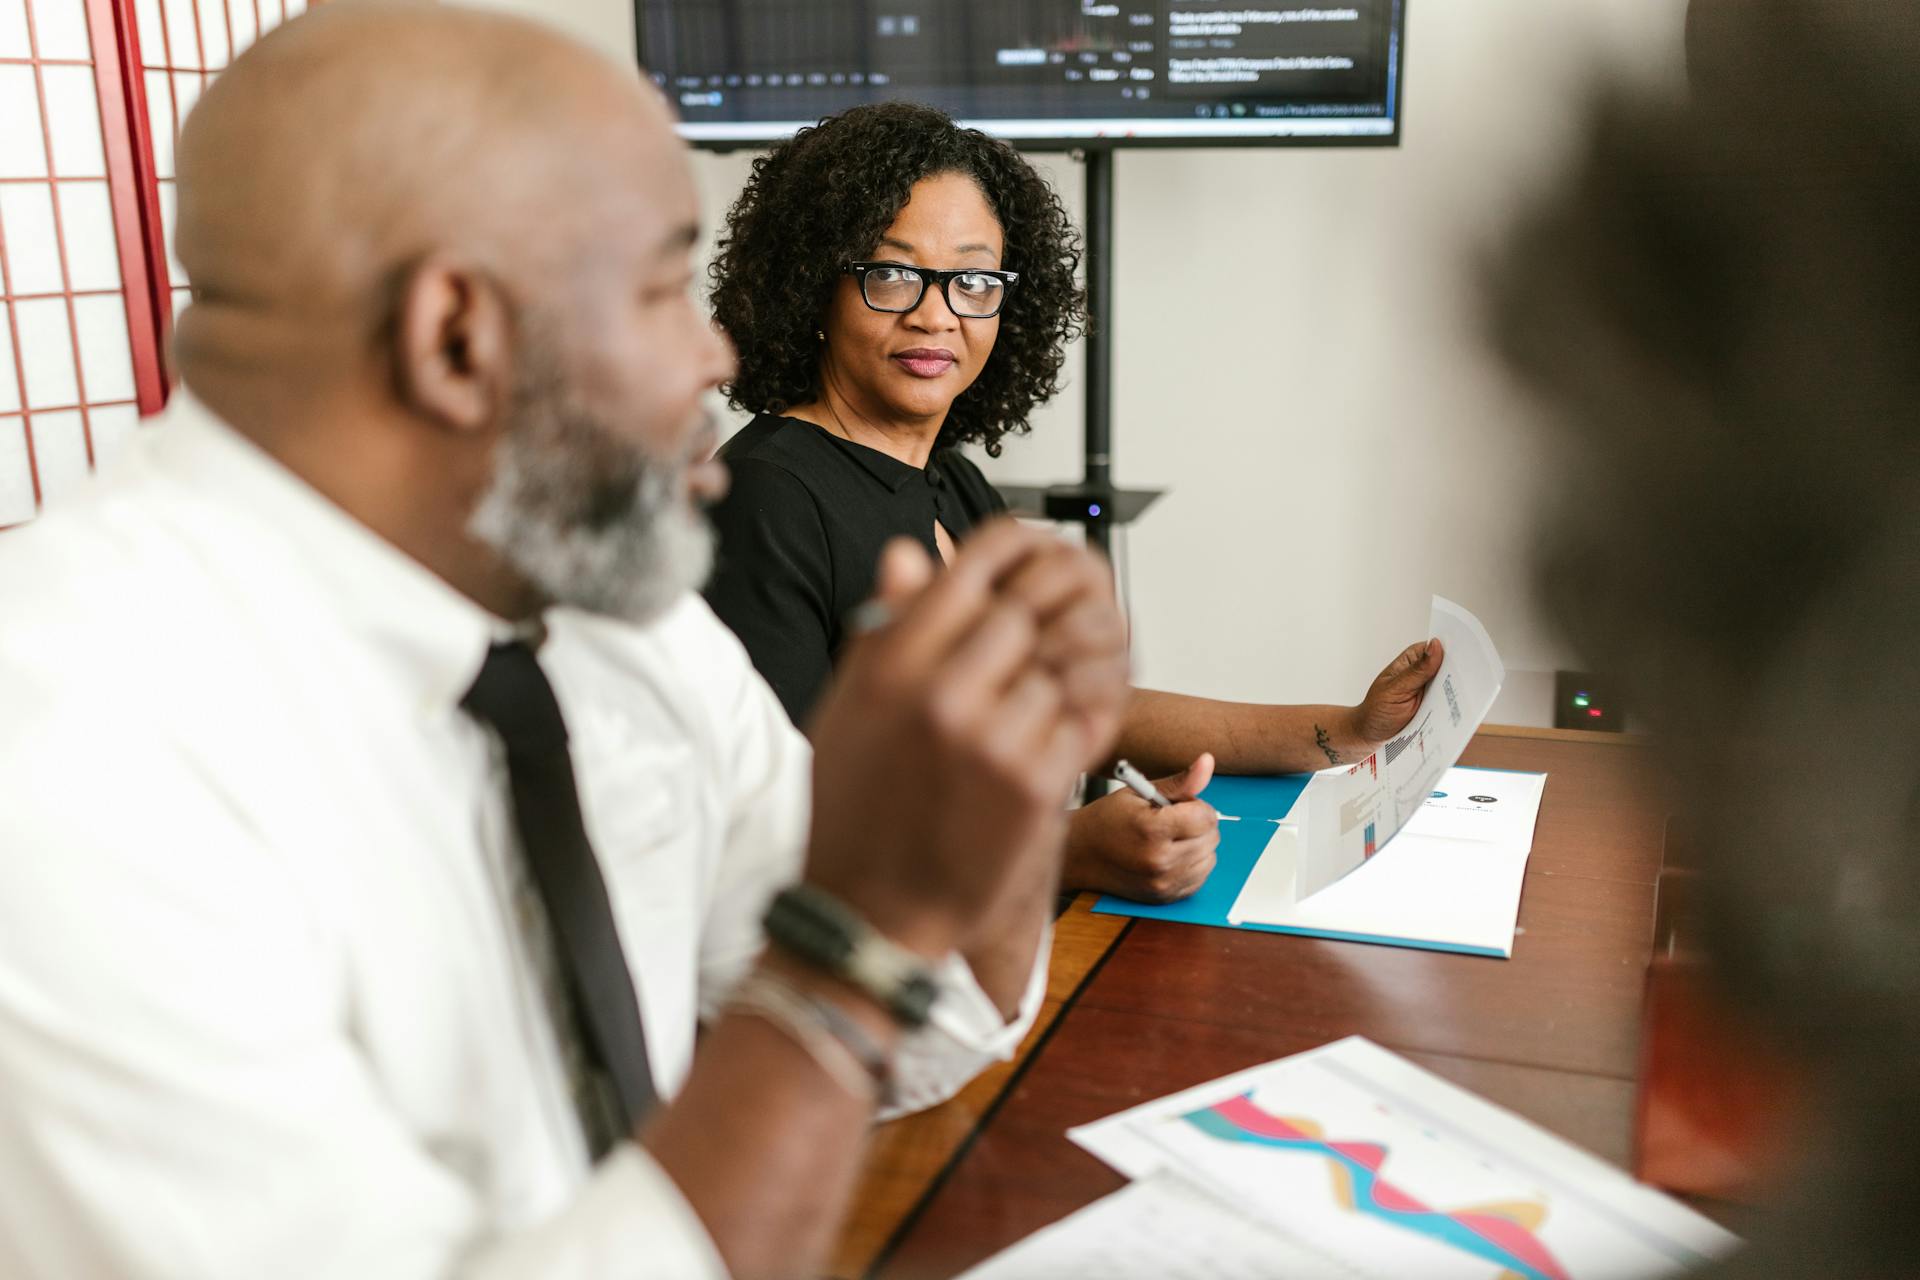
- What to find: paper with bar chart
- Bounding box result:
[1069,1038,1739,1280]
[1225,764,1546,957]
[1287,596,1507,904]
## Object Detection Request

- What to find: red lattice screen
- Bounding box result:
[1,0,307,524]
[132,0,307,330]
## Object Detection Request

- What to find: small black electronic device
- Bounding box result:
[1554,671,1625,733]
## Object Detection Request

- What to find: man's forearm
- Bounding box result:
[956,892,1048,1023]
[641,959,899,1280]
[640,860,1049,1275]
[956,824,1058,1021]
[1112,688,1369,778]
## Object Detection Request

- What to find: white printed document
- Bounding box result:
[1059,1037,1739,1280]
[1287,596,1507,903]
[1227,765,1547,957]
[956,1175,1362,1280]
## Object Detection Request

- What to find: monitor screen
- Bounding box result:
[637,2,1406,148]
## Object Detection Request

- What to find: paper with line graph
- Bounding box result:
[955,1174,1367,1279]
[1069,1037,1739,1280]
[1285,596,1506,903]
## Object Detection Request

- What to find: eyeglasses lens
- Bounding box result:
[947,273,1005,318]
[861,267,1005,318]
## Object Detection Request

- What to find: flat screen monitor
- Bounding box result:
[637,2,1407,148]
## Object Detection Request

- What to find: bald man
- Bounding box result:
[0,6,1128,1279]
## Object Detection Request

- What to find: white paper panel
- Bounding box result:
[0,307,19,413]
[161,0,198,68]
[172,285,189,319]
[227,0,256,57]
[0,183,64,294]
[145,69,176,177]
[131,0,164,67]
[157,178,183,286]
[171,69,200,139]
[0,414,34,523]
[29,407,88,503]
[14,296,77,407]
[28,0,90,60]
[0,67,49,179]
[0,0,31,58]
[196,0,228,69]
[72,292,132,401]
[284,0,304,17]
[88,400,137,466]
[56,181,121,291]
[42,65,105,178]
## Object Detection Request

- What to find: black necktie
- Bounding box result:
[461,640,658,1144]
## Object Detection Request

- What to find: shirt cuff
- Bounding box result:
[883,920,1053,1118]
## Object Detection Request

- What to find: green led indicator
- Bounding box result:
[1573,695,1590,707]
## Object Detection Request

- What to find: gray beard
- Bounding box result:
[467,386,715,625]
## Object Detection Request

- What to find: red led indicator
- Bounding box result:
[1588,708,1604,718]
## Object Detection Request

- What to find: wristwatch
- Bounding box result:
[763,884,941,1029]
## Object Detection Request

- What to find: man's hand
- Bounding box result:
[803,522,1129,959]
[1338,639,1445,758]
[1063,753,1219,904]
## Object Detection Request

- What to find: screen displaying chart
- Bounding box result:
[635,1,1407,146]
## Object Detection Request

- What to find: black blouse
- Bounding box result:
[703,413,1007,726]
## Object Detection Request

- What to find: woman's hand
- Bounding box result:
[1342,639,1445,756]
[1062,754,1219,904]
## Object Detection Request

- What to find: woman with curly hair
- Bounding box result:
[703,102,1439,903]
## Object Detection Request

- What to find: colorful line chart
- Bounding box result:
[1070,1038,1740,1280]
[1181,1094,1571,1280]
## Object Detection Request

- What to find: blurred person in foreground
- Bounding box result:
[1489,0,1920,1273]
[0,6,1129,1279]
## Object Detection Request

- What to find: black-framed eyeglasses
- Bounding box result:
[843,261,1020,320]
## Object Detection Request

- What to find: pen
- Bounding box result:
[1112,758,1171,809]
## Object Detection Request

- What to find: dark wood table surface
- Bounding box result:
[833,726,1667,1280]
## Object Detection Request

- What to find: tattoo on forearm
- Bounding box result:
[1315,724,1341,765]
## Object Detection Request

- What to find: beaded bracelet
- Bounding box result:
[724,970,894,1104]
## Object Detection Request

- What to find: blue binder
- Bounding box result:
[1090,770,1527,958]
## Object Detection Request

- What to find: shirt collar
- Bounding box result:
[152,390,518,712]
[787,416,944,495]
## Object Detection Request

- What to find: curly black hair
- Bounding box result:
[708,101,1085,457]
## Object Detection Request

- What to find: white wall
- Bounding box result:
[473,0,633,60]
[479,0,1688,725]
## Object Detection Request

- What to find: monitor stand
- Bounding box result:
[996,147,1165,556]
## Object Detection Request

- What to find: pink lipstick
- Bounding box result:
[893,347,957,378]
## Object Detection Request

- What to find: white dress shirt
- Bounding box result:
[0,394,1045,1280]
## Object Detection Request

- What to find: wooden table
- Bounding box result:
[831,726,1664,1280]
